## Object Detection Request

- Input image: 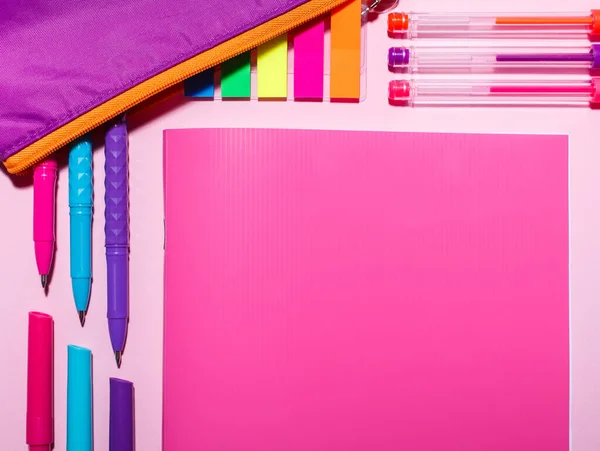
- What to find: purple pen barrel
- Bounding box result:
[107,248,128,350]
[104,119,129,357]
[388,44,600,73]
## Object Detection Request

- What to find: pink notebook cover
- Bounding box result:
[163,128,569,451]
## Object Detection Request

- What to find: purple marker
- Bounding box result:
[388,44,600,73]
[104,115,129,368]
[110,378,134,451]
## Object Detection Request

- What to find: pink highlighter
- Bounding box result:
[33,157,58,289]
[26,312,54,451]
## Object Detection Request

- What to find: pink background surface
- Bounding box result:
[163,128,569,451]
[1,0,599,449]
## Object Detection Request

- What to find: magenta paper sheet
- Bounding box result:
[163,128,569,451]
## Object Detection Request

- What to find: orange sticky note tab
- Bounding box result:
[330,0,361,100]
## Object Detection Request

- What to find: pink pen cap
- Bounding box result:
[26,312,54,451]
[33,157,58,289]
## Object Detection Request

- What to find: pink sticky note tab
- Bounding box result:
[163,128,569,451]
[293,20,324,100]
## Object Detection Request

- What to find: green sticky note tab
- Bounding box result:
[221,52,251,98]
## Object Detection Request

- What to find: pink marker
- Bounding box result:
[33,157,58,289]
[26,312,54,451]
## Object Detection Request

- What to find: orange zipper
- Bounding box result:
[4,0,351,175]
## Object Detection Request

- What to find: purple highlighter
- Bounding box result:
[110,378,134,451]
[104,116,129,368]
[388,44,600,73]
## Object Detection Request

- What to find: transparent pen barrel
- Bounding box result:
[415,50,498,66]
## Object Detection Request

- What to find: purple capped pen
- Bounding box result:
[104,115,129,368]
[110,378,134,451]
[388,43,600,73]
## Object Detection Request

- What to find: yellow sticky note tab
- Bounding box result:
[257,34,288,98]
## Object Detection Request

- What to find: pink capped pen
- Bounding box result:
[33,157,58,289]
[26,312,54,451]
[388,77,600,107]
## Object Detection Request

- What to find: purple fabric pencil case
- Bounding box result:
[0,0,350,174]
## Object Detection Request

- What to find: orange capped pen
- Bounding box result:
[388,10,600,39]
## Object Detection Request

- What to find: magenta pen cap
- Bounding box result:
[109,378,134,451]
[388,80,411,101]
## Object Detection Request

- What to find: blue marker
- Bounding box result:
[66,345,93,451]
[68,134,93,326]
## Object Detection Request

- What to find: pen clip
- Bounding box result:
[361,0,398,17]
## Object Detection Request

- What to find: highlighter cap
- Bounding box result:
[592,78,600,106]
[110,378,134,451]
[67,345,92,451]
[388,12,409,33]
[27,312,54,446]
[591,10,600,36]
[388,80,411,102]
[388,47,410,67]
[591,44,600,71]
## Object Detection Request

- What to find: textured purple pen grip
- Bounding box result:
[104,121,129,248]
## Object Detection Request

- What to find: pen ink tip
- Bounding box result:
[40,274,47,289]
[115,351,122,368]
[78,311,86,327]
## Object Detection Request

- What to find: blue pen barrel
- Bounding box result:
[69,207,92,313]
[68,135,93,312]
[69,209,92,274]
